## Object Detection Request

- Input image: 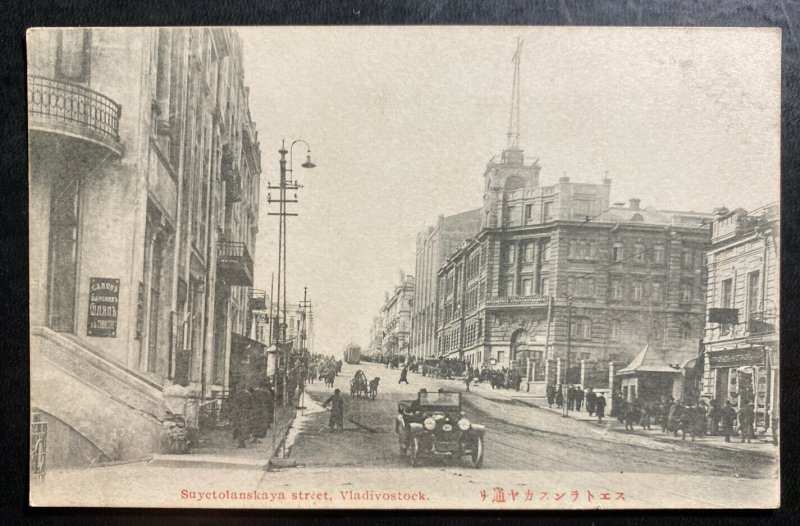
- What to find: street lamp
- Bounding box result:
[267,139,316,456]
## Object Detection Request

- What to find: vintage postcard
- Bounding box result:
[28,26,780,509]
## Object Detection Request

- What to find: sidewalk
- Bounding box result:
[149,427,272,470]
[408,371,778,455]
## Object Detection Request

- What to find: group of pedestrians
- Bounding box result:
[229,378,275,448]
[546,385,607,422]
[652,396,756,443]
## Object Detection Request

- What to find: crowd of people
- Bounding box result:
[614,395,757,443]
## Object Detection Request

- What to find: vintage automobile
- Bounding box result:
[395,390,485,468]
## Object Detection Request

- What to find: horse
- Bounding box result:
[368,377,380,400]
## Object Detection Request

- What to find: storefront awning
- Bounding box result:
[617,345,681,376]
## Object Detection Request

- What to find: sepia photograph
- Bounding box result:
[27,25,780,509]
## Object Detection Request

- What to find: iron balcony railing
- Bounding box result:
[249,289,267,310]
[217,241,253,286]
[748,310,776,335]
[27,75,122,154]
[486,295,550,307]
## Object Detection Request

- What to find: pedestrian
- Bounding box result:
[575,387,584,412]
[464,373,472,392]
[231,385,253,448]
[555,386,564,408]
[595,393,606,423]
[398,365,409,384]
[720,400,736,442]
[692,402,707,440]
[640,402,652,430]
[546,384,555,408]
[567,386,574,411]
[624,399,639,431]
[738,402,755,444]
[661,396,674,433]
[666,400,680,436]
[680,402,696,441]
[707,399,721,436]
[585,388,596,416]
[322,388,345,432]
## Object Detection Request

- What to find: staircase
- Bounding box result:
[30,327,166,468]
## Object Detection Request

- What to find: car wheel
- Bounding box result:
[410,437,421,467]
[469,437,484,469]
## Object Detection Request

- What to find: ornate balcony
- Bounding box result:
[486,295,550,308]
[27,75,122,157]
[217,241,253,286]
[249,289,267,310]
[221,144,243,203]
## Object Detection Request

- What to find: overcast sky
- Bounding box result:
[239,26,780,356]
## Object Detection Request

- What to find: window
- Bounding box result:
[680,323,692,342]
[506,206,517,226]
[650,281,663,303]
[680,282,692,303]
[56,29,91,82]
[612,242,624,262]
[572,200,592,219]
[542,241,551,261]
[747,271,760,317]
[505,278,514,297]
[721,278,733,308]
[497,351,505,363]
[653,244,665,264]
[569,277,595,298]
[543,201,554,222]
[610,279,623,301]
[632,281,643,302]
[610,319,621,340]
[682,249,693,269]
[507,245,516,264]
[522,278,532,295]
[634,243,646,263]
[524,242,535,262]
[540,277,550,295]
[525,204,533,221]
[571,318,592,339]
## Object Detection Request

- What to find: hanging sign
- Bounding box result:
[708,347,765,369]
[87,277,120,337]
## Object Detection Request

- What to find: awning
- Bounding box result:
[617,345,681,376]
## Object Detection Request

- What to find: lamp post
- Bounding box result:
[267,139,315,456]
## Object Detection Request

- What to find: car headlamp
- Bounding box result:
[458,418,471,431]
[424,417,437,430]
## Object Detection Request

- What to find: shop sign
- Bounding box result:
[87,277,120,337]
[708,347,765,368]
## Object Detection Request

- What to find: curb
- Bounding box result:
[147,455,270,471]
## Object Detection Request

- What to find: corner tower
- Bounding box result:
[482,37,541,229]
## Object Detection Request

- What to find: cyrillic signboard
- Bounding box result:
[87,277,120,337]
[708,346,765,368]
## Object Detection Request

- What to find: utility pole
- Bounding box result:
[563,296,573,418]
[298,287,312,411]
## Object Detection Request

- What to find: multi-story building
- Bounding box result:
[701,204,779,435]
[410,210,482,360]
[28,28,262,467]
[380,273,416,358]
[436,142,712,400]
[367,315,384,359]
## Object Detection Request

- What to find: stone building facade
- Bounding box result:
[28,28,262,467]
[410,210,482,360]
[436,144,711,387]
[380,273,416,358]
[701,204,778,434]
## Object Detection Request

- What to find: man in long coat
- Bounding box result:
[323,389,345,431]
[585,388,596,416]
[595,393,607,423]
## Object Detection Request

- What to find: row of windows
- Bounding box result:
[572,318,694,342]
[506,241,552,264]
[464,318,483,347]
[503,276,550,297]
[439,328,461,354]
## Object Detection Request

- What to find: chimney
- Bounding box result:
[629,198,641,210]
